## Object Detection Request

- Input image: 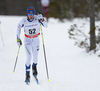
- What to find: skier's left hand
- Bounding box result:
[38,14,44,21]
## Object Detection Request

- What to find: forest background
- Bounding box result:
[0,0,100,20]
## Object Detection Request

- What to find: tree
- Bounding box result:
[88,0,96,51]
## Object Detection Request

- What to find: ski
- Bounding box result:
[34,75,39,84]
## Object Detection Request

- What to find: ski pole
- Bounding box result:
[40,24,50,82]
[13,46,20,73]
[0,21,5,46]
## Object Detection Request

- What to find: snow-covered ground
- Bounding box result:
[0,16,100,91]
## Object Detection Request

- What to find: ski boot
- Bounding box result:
[25,73,30,85]
[32,63,39,84]
[32,63,38,77]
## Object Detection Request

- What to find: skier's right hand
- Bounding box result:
[17,39,22,47]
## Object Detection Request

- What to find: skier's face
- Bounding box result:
[28,13,34,20]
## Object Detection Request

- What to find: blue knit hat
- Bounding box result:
[27,6,36,14]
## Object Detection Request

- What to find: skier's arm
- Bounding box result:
[17,19,24,46]
[17,19,24,39]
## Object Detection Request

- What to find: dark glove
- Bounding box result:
[38,14,44,22]
[17,39,22,47]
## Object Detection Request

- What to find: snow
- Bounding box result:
[0,15,100,91]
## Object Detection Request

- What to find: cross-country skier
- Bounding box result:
[16,6,48,84]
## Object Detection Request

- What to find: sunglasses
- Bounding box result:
[28,14,34,16]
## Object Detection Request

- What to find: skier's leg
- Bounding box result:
[32,37,40,76]
[24,38,32,81]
